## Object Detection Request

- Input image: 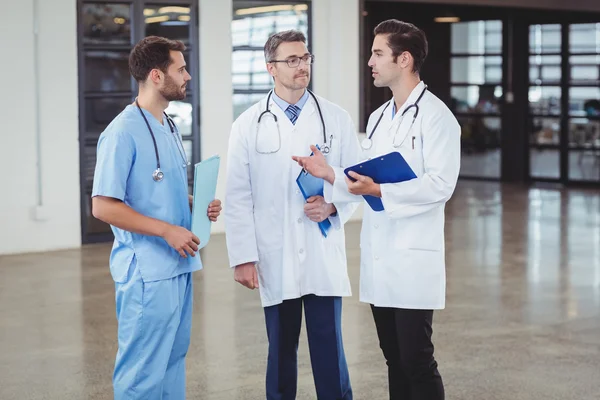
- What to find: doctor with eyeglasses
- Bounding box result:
[225,29,360,400]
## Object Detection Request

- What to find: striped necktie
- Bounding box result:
[286,104,301,124]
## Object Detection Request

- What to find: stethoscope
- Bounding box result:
[135,99,190,182]
[361,85,428,150]
[256,89,332,155]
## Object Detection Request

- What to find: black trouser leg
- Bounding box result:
[371,306,444,400]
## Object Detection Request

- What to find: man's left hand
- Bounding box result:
[207,199,222,222]
[304,196,336,222]
[345,171,381,197]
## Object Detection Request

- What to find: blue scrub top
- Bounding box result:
[92,104,202,283]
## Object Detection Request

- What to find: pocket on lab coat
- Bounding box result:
[399,135,423,177]
[392,208,443,251]
[253,209,284,255]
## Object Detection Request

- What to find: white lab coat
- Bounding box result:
[225,93,361,307]
[325,81,461,310]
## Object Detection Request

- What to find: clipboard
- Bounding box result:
[344,151,416,212]
[295,146,332,237]
[191,155,220,249]
[296,169,332,237]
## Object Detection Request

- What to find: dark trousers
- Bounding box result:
[264,295,353,400]
[371,306,444,400]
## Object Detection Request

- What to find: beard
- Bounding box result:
[160,74,186,101]
[282,71,310,91]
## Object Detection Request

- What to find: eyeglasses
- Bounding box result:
[269,54,314,68]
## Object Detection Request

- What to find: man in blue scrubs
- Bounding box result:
[91,36,221,399]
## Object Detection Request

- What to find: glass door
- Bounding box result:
[567,23,600,183]
[77,0,199,244]
[528,23,562,180]
[527,22,600,184]
[449,20,504,179]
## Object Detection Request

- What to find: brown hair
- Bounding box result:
[264,30,307,62]
[129,36,186,82]
[373,19,428,73]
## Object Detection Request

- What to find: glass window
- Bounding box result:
[166,98,194,137]
[569,23,600,54]
[569,150,600,181]
[232,2,310,118]
[82,3,132,45]
[233,5,308,47]
[78,1,199,243]
[144,5,191,42]
[529,86,561,116]
[232,50,272,91]
[529,24,561,54]
[530,149,560,178]
[529,55,561,85]
[569,118,600,147]
[569,87,600,117]
[530,117,560,145]
[450,20,502,54]
[450,85,502,114]
[569,56,600,85]
[84,51,131,92]
[85,97,132,133]
[451,56,502,84]
[233,93,265,119]
[458,116,501,178]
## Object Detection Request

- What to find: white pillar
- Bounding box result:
[199,0,233,234]
[312,0,360,130]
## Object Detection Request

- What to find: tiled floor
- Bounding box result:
[1,181,599,399]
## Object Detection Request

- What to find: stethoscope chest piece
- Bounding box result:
[153,168,164,182]
[361,138,373,150]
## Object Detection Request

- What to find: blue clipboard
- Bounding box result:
[344,151,416,212]
[191,155,220,249]
[295,147,331,237]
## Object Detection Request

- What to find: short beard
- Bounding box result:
[283,72,310,91]
[160,74,186,101]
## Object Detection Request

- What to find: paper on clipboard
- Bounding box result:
[191,155,220,249]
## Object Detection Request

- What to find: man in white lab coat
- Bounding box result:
[294,20,460,400]
[224,30,360,400]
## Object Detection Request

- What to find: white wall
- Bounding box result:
[0,0,80,255]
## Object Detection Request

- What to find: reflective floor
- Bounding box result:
[1,181,600,399]
[460,148,600,181]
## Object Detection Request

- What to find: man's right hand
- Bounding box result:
[292,145,335,184]
[162,225,200,258]
[234,262,259,290]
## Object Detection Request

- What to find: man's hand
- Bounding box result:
[304,196,336,222]
[346,171,381,197]
[292,145,335,184]
[234,262,259,289]
[162,225,200,258]
[207,199,222,222]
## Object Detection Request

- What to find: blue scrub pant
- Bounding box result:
[113,259,193,400]
[264,295,352,400]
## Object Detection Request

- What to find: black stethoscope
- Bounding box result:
[361,85,428,150]
[256,89,332,155]
[135,99,190,182]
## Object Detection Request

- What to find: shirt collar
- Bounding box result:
[391,81,426,119]
[272,89,310,112]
